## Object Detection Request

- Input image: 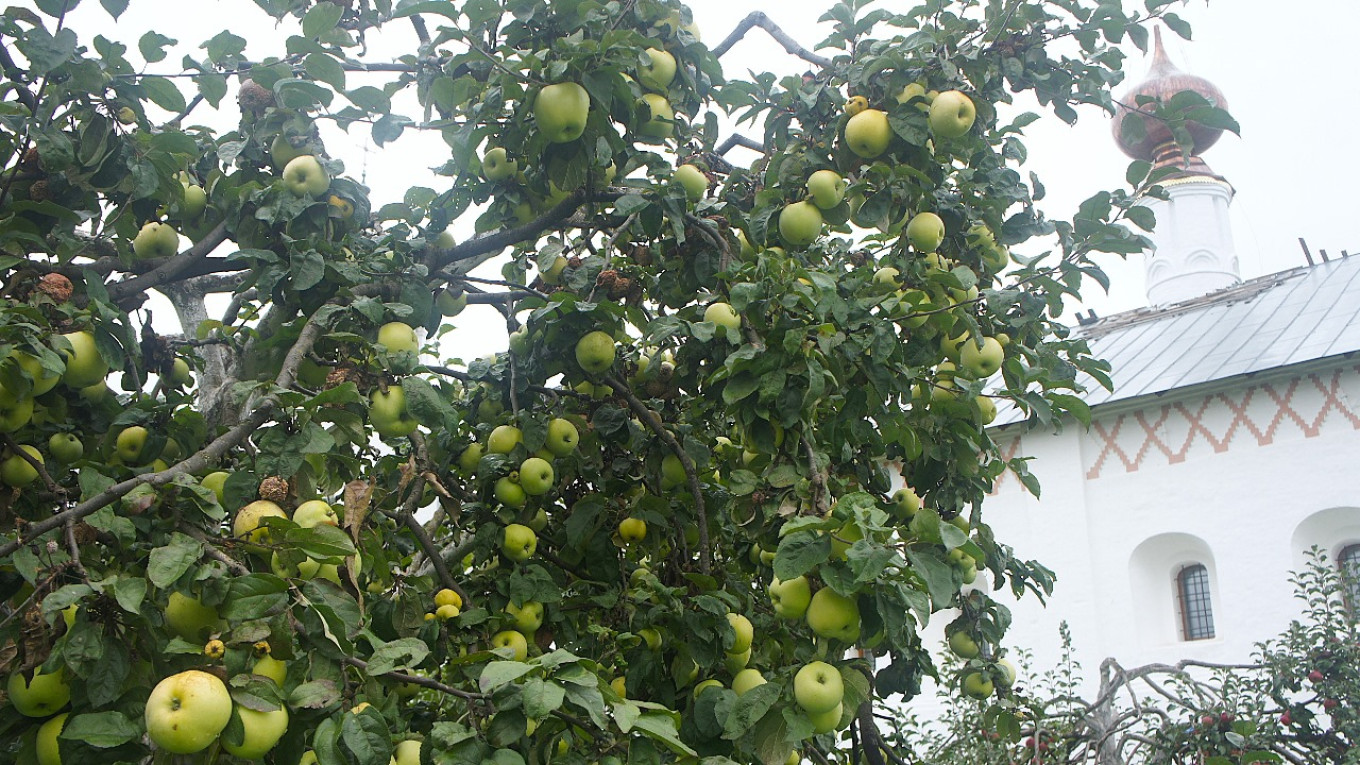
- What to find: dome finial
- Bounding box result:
[1112,26,1229,175]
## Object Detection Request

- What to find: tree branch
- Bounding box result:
[603,374,711,575]
[711,12,833,68]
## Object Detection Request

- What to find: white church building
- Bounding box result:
[982,35,1360,686]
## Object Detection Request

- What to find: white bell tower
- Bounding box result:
[1113,29,1239,307]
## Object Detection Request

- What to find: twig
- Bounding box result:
[106,221,232,304]
[603,374,711,575]
[433,189,623,269]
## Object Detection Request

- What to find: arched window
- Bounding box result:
[1176,564,1215,641]
[1339,545,1360,608]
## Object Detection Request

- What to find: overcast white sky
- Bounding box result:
[36,0,1360,351]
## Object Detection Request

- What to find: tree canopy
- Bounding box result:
[0,0,1222,762]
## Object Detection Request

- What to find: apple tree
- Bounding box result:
[0,0,1214,762]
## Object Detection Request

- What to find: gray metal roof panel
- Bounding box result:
[992,255,1360,428]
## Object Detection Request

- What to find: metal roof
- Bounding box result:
[994,255,1360,426]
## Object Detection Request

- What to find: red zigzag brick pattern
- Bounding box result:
[993,364,1360,491]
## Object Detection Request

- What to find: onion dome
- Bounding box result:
[1113,27,1229,173]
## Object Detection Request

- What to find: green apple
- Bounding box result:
[906,212,945,252]
[502,523,537,562]
[959,336,1004,378]
[541,255,568,284]
[201,471,229,503]
[638,93,674,139]
[370,387,419,438]
[438,289,468,317]
[768,576,812,619]
[575,331,616,375]
[8,668,70,717]
[294,499,339,528]
[693,678,723,699]
[673,163,709,202]
[270,133,305,168]
[35,711,66,765]
[724,647,751,674]
[806,170,846,210]
[996,659,1017,687]
[253,655,288,685]
[727,613,754,654]
[975,395,998,425]
[929,90,977,139]
[844,109,891,159]
[59,331,108,389]
[169,357,192,386]
[948,631,980,659]
[519,457,555,495]
[534,82,590,143]
[618,517,647,543]
[181,184,207,219]
[145,670,233,754]
[0,390,33,433]
[805,587,860,643]
[233,499,288,547]
[482,147,518,181]
[378,322,419,355]
[495,476,527,508]
[132,221,180,259]
[731,668,766,696]
[896,82,931,110]
[13,351,61,396]
[659,454,687,490]
[545,418,578,456]
[491,629,529,661]
[115,425,149,463]
[47,433,82,464]
[165,591,221,641]
[488,425,523,454]
[458,443,484,473]
[704,302,741,335]
[0,445,41,487]
[807,701,844,734]
[890,486,920,518]
[221,704,289,759]
[779,200,823,247]
[794,661,844,714]
[393,740,422,765]
[962,672,993,699]
[638,47,677,91]
[282,155,330,196]
[639,627,663,651]
[506,600,544,633]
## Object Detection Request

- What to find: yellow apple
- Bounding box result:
[844,109,891,158]
[534,82,591,143]
[145,670,233,754]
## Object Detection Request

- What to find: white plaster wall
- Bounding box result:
[1145,181,1240,306]
[957,362,1360,700]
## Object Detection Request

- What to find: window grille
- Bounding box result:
[1339,544,1360,610]
[1176,564,1215,641]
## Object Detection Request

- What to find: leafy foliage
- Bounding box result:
[0,0,1222,762]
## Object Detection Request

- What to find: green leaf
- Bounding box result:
[290,679,340,709]
[366,637,430,676]
[138,31,175,63]
[147,532,204,588]
[634,710,698,755]
[305,52,346,90]
[100,0,130,18]
[60,711,139,748]
[341,709,394,764]
[521,677,566,719]
[722,681,780,740]
[480,661,533,693]
[302,1,345,37]
[773,531,831,582]
[222,574,289,621]
[140,76,187,112]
